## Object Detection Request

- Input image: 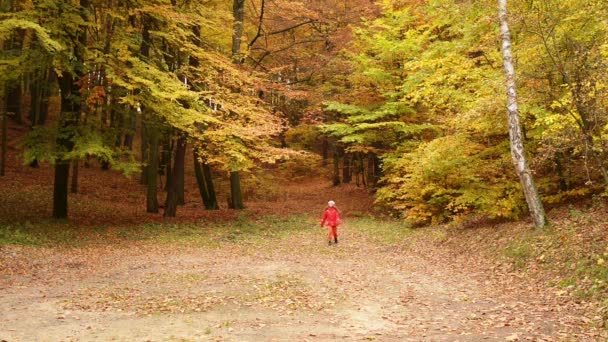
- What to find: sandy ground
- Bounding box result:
[1,215,603,341]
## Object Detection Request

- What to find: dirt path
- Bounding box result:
[0,223,602,341]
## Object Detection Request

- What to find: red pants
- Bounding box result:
[327,225,338,241]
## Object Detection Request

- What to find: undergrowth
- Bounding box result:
[499,207,608,326]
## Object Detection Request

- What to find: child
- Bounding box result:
[320,200,341,245]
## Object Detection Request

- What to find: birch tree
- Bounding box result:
[498,0,546,229]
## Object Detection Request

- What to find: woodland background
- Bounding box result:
[1,0,608,338]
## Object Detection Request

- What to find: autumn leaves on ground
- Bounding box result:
[1,151,607,342]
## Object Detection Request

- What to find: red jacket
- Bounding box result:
[321,207,341,227]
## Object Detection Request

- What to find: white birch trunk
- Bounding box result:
[498,0,546,229]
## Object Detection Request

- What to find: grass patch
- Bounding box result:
[0,213,316,247]
[0,221,89,247]
[0,225,47,246]
[504,241,533,270]
[348,217,412,245]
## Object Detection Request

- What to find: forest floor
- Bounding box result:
[1,176,607,341]
[1,124,608,341]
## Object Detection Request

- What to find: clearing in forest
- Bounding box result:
[1,179,605,341]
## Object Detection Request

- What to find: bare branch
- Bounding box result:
[268,19,318,36]
[248,0,266,49]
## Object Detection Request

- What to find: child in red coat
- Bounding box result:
[321,200,341,245]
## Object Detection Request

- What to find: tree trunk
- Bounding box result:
[70,160,78,193]
[146,125,159,213]
[139,14,151,185]
[203,163,218,210]
[53,76,76,219]
[53,161,70,219]
[29,69,51,128]
[232,0,246,64]
[367,153,380,188]
[321,136,329,166]
[18,74,31,125]
[555,153,568,192]
[332,146,340,186]
[228,0,247,210]
[229,171,245,209]
[163,140,177,217]
[194,151,219,210]
[1,112,6,177]
[140,122,148,185]
[499,0,546,229]
[123,108,135,150]
[1,38,6,176]
[194,151,210,207]
[174,136,186,205]
[342,153,351,183]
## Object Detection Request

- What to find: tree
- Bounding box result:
[53,0,90,219]
[499,0,546,229]
[228,0,247,210]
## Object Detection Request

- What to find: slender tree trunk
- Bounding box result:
[367,153,380,188]
[53,79,76,219]
[140,122,148,184]
[1,38,7,176]
[355,153,360,187]
[321,136,329,166]
[194,151,219,210]
[146,125,159,213]
[161,135,172,190]
[139,14,151,185]
[555,153,568,192]
[29,70,44,126]
[358,153,366,187]
[29,69,52,168]
[203,163,218,209]
[194,151,210,207]
[163,141,177,217]
[499,0,546,229]
[70,160,79,193]
[18,24,34,125]
[123,108,135,150]
[342,153,351,183]
[229,171,245,209]
[1,112,6,177]
[18,74,30,125]
[332,146,340,186]
[228,0,247,210]
[174,136,186,205]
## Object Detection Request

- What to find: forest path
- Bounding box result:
[0,225,592,341]
[0,182,601,341]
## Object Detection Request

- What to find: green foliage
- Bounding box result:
[277,153,325,180]
[319,0,608,223]
[377,135,525,225]
[285,125,322,151]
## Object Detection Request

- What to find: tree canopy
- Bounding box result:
[1,0,607,225]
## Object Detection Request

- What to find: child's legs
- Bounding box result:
[328,225,338,240]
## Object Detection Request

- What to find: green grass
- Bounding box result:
[0,213,415,248]
[0,220,89,247]
[0,213,316,247]
[504,240,533,270]
[348,216,413,244]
